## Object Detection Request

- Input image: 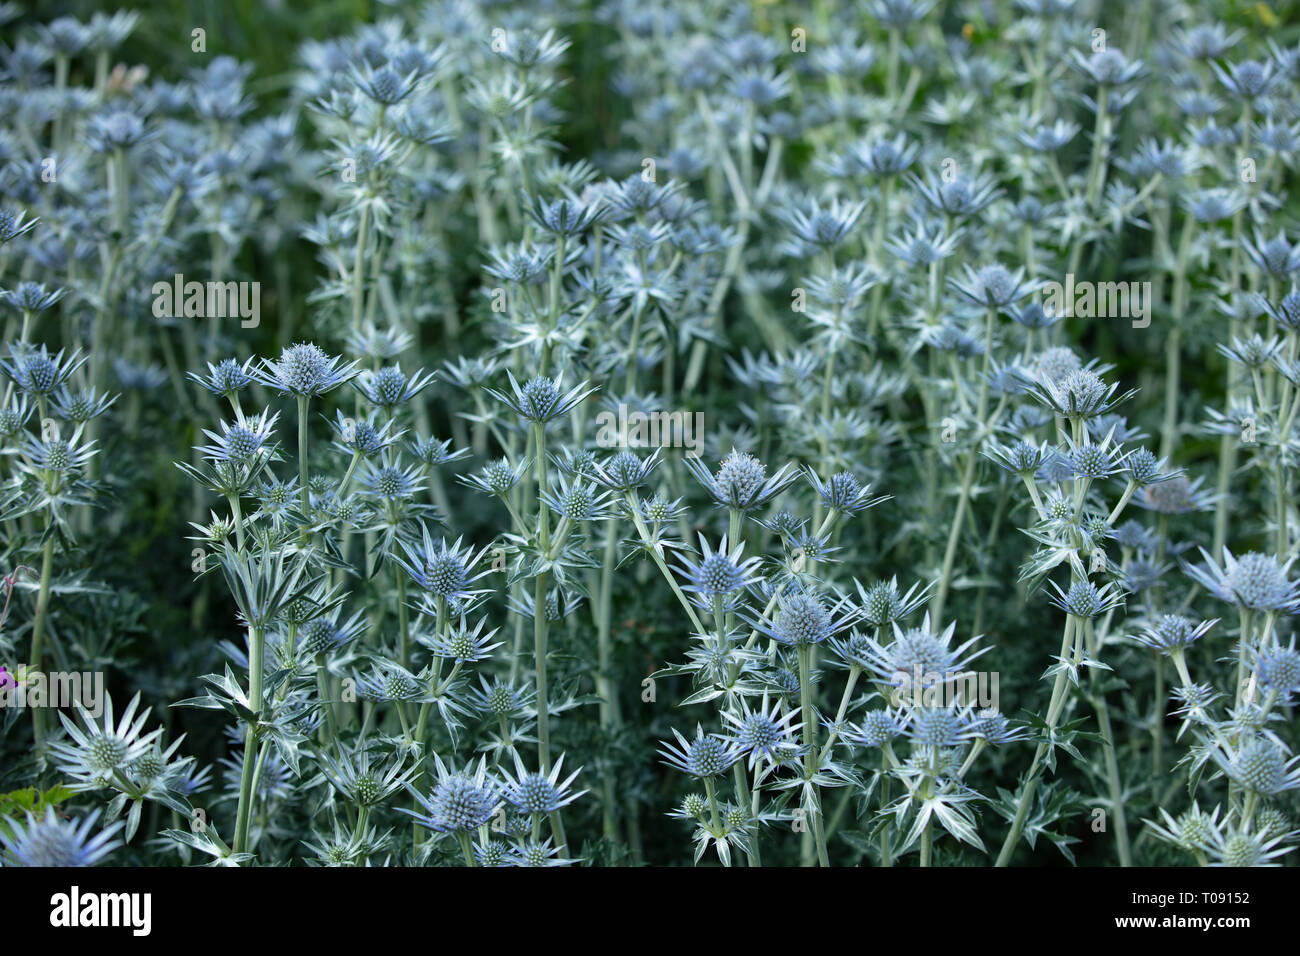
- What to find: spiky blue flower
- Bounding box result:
[1,808,124,867]
[401,756,499,833]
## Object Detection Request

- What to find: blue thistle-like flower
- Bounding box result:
[259,343,359,398]
[854,577,931,629]
[395,528,492,602]
[685,448,798,512]
[720,693,802,769]
[806,468,889,515]
[1186,548,1300,613]
[846,708,902,748]
[461,456,530,497]
[298,609,366,657]
[1047,580,1124,618]
[902,707,976,747]
[1134,615,1216,653]
[190,357,257,403]
[676,534,762,609]
[1,345,86,397]
[1225,738,1300,796]
[949,263,1036,308]
[1,807,124,867]
[358,459,424,503]
[1253,642,1300,700]
[401,756,499,833]
[355,365,435,411]
[2,281,65,314]
[659,725,742,778]
[1243,231,1300,277]
[197,409,278,463]
[485,371,597,426]
[499,752,585,815]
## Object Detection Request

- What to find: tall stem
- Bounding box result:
[297,396,310,511]
[233,625,265,857]
[28,534,55,757]
[798,643,830,866]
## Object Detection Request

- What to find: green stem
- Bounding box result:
[28,534,55,757]
[233,625,265,857]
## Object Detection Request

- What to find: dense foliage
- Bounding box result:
[1,0,1299,867]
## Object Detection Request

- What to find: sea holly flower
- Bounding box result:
[1070,47,1146,87]
[421,615,503,663]
[357,457,424,503]
[49,693,165,787]
[499,752,585,814]
[1211,59,1278,101]
[986,439,1050,478]
[484,371,597,426]
[1026,367,1136,421]
[317,746,415,808]
[258,343,359,398]
[1018,120,1080,153]
[354,661,427,705]
[1203,828,1296,867]
[1185,548,1300,613]
[805,468,889,516]
[525,195,602,237]
[910,168,1001,220]
[781,197,867,252]
[675,534,762,609]
[684,449,798,512]
[720,693,802,770]
[540,474,612,524]
[1134,615,1216,654]
[861,616,990,691]
[1242,231,1300,278]
[408,435,470,469]
[297,609,366,657]
[197,409,279,463]
[845,709,902,748]
[659,725,742,779]
[509,838,577,867]
[49,387,115,424]
[868,0,936,29]
[190,358,258,405]
[0,807,124,867]
[0,208,38,245]
[854,577,932,629]
[354,365,436,411]
[84,108,152,153]
[460,456,531,498]
[948,263,1037,309]
[856,133,919,176]
[900,706,978,748]
[589,448,661,493]
[401,756,499,834]
[1253,641,1300,701]
[394,529,493,603]
[1047,580,1124,619]
[2,282,65,314]
[1,345,86,397]
[1144,802,1224,857]
[755,589,858,649]
[350,62,423,106]
[1172,22,1243,61]
[1218,738,1300,797]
